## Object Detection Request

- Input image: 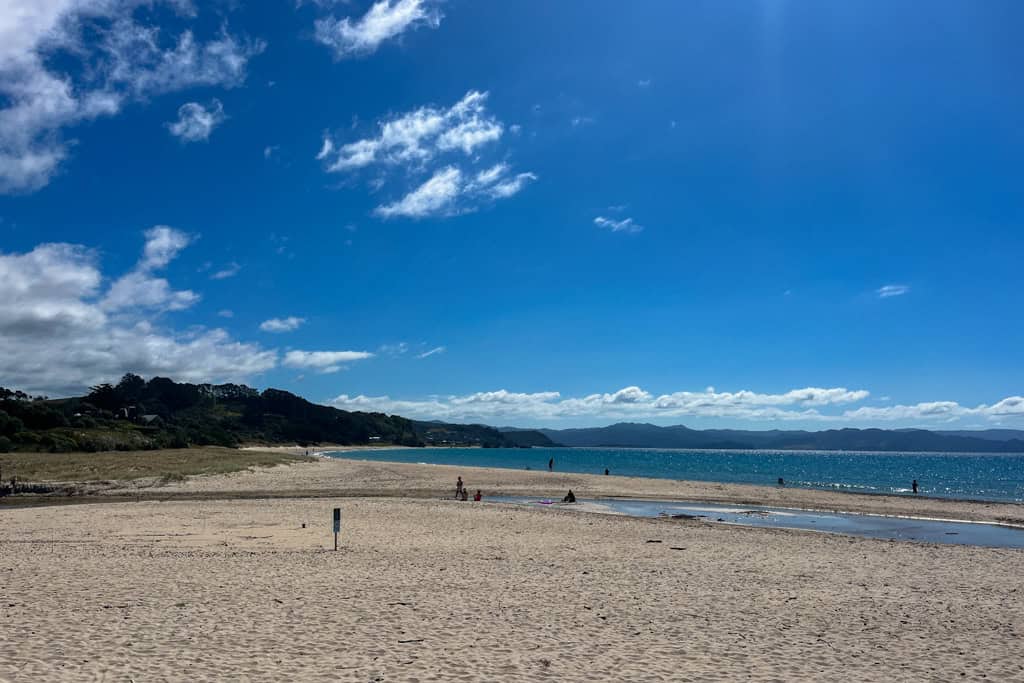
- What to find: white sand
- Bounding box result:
[2,457,1023,681]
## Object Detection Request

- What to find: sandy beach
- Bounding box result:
[2,455,1023,681]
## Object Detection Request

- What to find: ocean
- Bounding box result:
[326,447,1024,503]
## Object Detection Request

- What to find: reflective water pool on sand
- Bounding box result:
[490,497,1024,549]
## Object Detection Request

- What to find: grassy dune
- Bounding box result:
[0,447,314,483]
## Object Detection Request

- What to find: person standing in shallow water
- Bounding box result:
[912,479,918,494]
[548,457,554,472]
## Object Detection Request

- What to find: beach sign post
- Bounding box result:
[333,507,341,551]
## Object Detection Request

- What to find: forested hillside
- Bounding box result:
[0,375,552,453]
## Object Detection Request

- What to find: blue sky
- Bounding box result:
[1,0,1022,429]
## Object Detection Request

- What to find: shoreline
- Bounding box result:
[150,453,1024,527]
[5,450,1023,528]
[329,452,1024,508]
[315,445,1024,505]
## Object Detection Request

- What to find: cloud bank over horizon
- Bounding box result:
[328,386,1024,427]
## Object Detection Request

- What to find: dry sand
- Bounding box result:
[2,456,1023,681]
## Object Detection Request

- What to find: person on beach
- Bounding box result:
[455,476,463,498]
[778,477,785,487]
[912,479,918,494]
[563,490,576,503]
[604,468,609,476]
[459,488,468,501]
[474,490,482,502]
[548,458,554,472]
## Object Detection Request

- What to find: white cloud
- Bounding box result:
[637,79,651,88]
[168,99,226,142]
[326,384,1024,426]
[375,166,462,218]
[594,216,643,233]
[313,0,442,59]
[260,316,305,333]
[841,397,1024,422]
[0,1,264,194]
[571,116,594,127]
[877,284,909,298]
[375,163,536,218]
[0,229,276,395]
[330,384,1024,426]
[217,309,234,318]
[320,91,501,173]
[101,226,199,312]
[283,350,374,374]
[210,262,241,280]
[328,385,871,422]
[417,346,445,359]
[319,90,534,219]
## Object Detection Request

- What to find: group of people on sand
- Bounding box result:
[454,476,482,502]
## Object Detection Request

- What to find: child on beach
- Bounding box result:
[474,490,482,501]
[459,488,468,501]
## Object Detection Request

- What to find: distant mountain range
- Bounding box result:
[506,423,1024,453]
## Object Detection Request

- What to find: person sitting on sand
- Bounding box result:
[474,490,482,502]
[563,489,576,503]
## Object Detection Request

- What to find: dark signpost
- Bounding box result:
[333,507,341,551]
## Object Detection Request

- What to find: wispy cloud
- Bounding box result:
[417,346,445,359]
[320,91,534,219]
[313,0,442,59]
[637,79,652,88]
[283,350,374,374]
[318,90,503,173]
[379,342,410,356]
[877,284,910,298]
[374,164,536,218]
[217,309,234,318]
[375,166,462,218]
[594,216,643,234]
[168,100,226,142]
[260,316,305,333]
[210,262,241,280]
[571,116,595,127]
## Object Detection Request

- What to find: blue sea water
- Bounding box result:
[326,447,1024,503]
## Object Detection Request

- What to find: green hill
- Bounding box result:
[0,376,551,453]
